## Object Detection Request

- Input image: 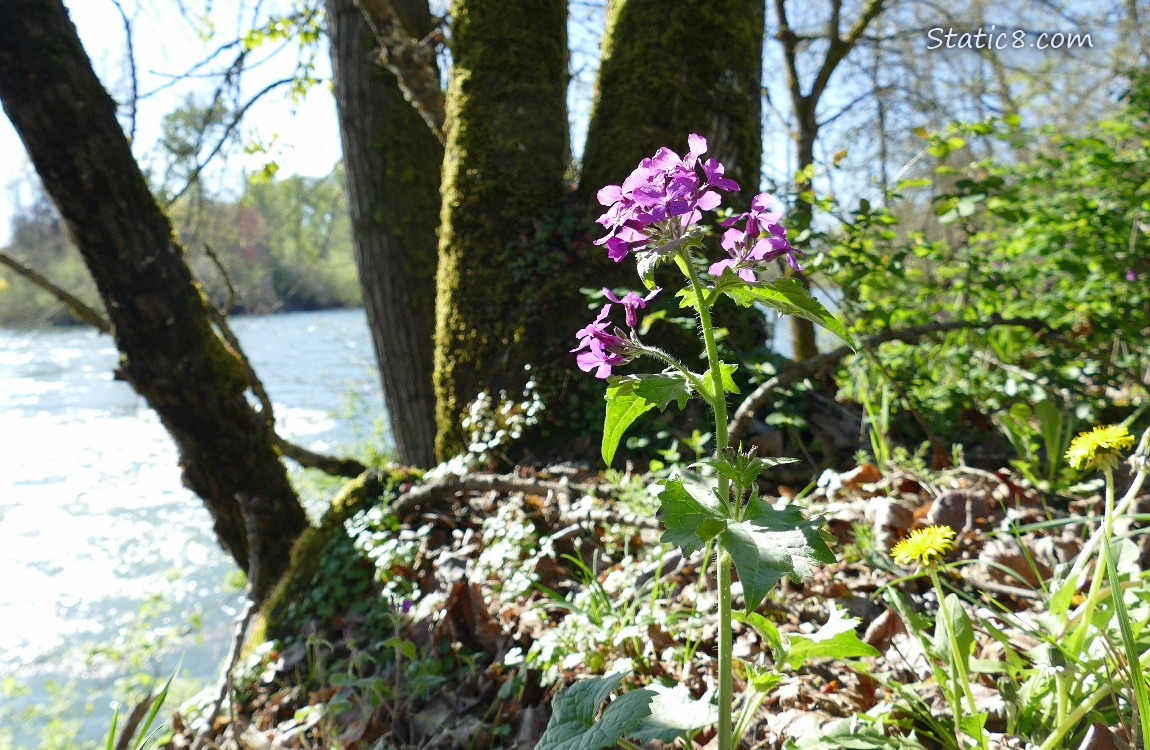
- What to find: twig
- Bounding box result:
[391,472,660,530]
[202,243,236,316]
[0,251,110,333]
[352,0,446,143]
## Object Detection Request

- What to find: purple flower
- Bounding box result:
[572,304,631,379]
[708,193,805,281]
[1126,269,1138,281]
[595,134,739,263]
[602,287,661,328]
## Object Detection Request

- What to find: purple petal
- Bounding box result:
[696,191,721,211]
[597,185,622,206]
[708,258,737,277]
[721,227,746,252]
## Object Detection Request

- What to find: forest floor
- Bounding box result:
[155,458,1148,750]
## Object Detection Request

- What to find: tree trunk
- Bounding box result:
[580,0,764,207]
[579,0,768,355]
[327,0,441,467]
[0,0,307,602]
[432,0,574,459]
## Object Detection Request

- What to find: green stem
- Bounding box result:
[928,568,982,748]
[679,248,733,750]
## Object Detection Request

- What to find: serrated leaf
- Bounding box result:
[631,372,692,410]
[720,500,835,611]
[602,386,655,467]
[657,479,729,555]
[782,604,880,670]
[701,453,799,489]
[536,673,655,750]
[699,361,740,399]
[629,684,717,742]
[601,373,693,466]
[724,278,856,350]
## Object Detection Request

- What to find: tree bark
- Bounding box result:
[432,0,574,459]
[327,0,442,467]
[580,0,765,208]
[0,0,307,602]
[579,0,769,355]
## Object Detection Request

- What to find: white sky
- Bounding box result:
[0,0,343,245]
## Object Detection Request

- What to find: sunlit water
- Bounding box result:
[0,309,386,743]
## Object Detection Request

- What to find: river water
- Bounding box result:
[0,309,385,744]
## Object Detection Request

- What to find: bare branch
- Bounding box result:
[108,0,139,143]
[808,0,885,107]
[0,251,110,332]
[353,0,446,143]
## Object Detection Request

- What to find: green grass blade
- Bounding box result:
[1103,536,1150,748]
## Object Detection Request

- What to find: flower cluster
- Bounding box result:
[594,134,739,262]
[570,288,659,379]
[579,134,805,379]
[710,193,804,281]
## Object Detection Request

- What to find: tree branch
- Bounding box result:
[728,316,1061,442]
[809,0,885,107]
[352,0,445,143]
[0,251,110,332]
[772,0,805,108]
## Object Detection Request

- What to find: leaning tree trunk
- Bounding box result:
[579,0,768,355]
[0,0,307,602]
[327,0,442,467]
[432,0,575,459]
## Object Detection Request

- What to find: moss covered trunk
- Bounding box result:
[433,0,579,459]
[0,0,307,602]
[578,0,768,355]
[327,0,442,467]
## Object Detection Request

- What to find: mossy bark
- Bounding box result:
[580,0,765,206]
[0,0,307,602]
[578,0,768,355]
[327,0,442,467]
[432,0,577,459]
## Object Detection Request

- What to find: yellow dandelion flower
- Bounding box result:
[890,525,956,568]
[1065,425,1134,472]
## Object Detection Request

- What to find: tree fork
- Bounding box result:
[0,0,308,601]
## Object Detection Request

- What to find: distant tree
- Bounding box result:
[0,0,308,602]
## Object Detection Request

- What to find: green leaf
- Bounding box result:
[734,611,784,657]
[789,717,898,749]
[630,372,692,410]
[657,479,729,555]
[698,361,740,400]
[781,604,880,670]
[720,501,835,611]
[536,672,655,750]
[700,452,799,489]
[602,388,655,467]
[601,373,692,466]
[959,712,989,739]
[934,593,973,673]
[629,684,717,742]
[724,279,856,350]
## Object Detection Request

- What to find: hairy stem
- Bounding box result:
[680,248,733,750]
